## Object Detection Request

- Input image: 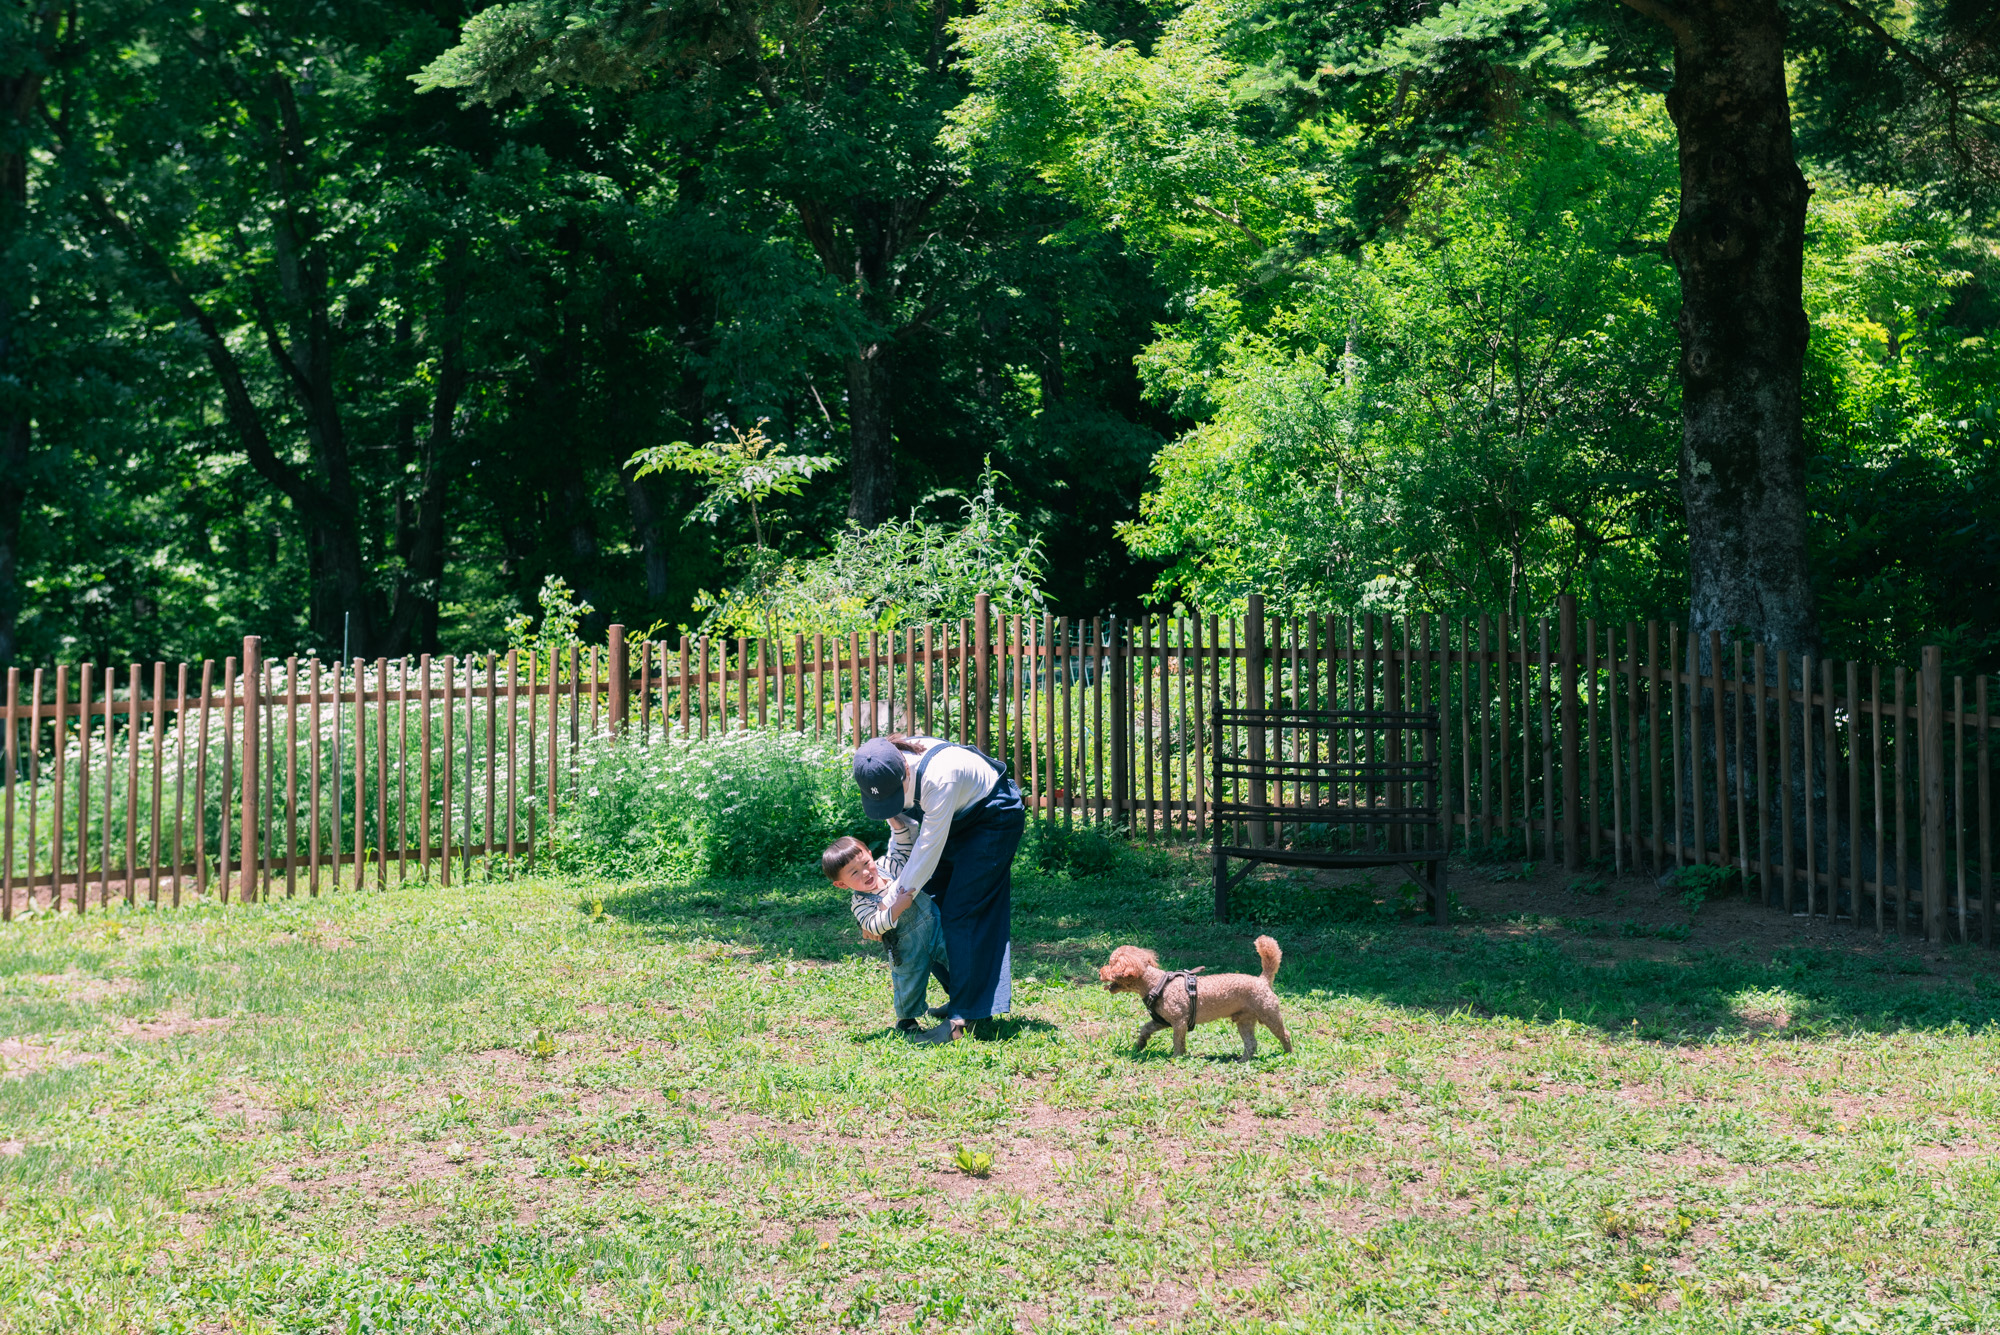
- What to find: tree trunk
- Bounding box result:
[386,289,465,654]
[845,343,895,526]
[624,469,672,603]
[0,386,25,669]
[0,63,45,667]
[1649,0,1817,656]
[257,72,375,657]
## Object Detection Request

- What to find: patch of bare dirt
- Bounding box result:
[209,1090,280,1130]
[33,972,139,1005]
[469,1030,635,1076]
[0,1036,98,1077]
[116,1012,233,1041]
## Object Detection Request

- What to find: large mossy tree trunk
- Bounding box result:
[1633,0,1818,658]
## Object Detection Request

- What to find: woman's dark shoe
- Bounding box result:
[895,1018,921,1033]
[927,1005,951,1019]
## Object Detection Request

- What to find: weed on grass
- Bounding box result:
[0,845,1994,1331]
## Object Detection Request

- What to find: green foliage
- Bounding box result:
[629,422,839,554]
[550,730,873,881]
[1800,182,2000,668]
[1120,107,1682,618]
[504,576,597,659]
[696,463,1048,641]
[955,0,2000,668]
[9,0,2000,681]
[1667,862,1743,914]
[1020,819,1170,880]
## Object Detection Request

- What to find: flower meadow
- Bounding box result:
[550,729,876,880]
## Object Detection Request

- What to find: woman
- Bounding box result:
[851,733,1023,1042]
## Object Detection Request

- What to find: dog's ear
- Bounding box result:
[1100,946,1142,987]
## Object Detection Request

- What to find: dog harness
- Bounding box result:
[1144,969,1202,1029]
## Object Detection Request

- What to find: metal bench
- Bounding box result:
[1210,706,1448,923]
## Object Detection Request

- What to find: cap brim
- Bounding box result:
[861,791,905,821]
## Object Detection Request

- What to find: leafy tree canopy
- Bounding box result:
[2,0,1997,673]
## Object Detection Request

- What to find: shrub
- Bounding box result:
[697,461,1046,640]
[550,730,873,881]
[1667,863,1746,914]
[1018,820,1197,882]
[1021,821,1131,879]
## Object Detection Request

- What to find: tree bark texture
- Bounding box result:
[845,344,895,527]
[1648,0,1818,657]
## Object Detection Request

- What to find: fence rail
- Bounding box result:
[3,594,1991,946]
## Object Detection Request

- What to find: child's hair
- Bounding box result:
[821,835,869,881]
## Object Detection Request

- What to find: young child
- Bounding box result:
[822,835,951,1032]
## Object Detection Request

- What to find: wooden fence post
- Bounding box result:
[1558,596,1580,870]
[975,594,993,754]
[607,625,629,735]
[1109,615,1127,829]
[240,636,260,903]
[1921,645,1945,944]
[1245,594,1266,848]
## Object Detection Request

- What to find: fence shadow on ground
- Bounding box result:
[597,854,2000,1043]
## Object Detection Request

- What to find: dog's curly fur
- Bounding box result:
[1097,936,1291,1059]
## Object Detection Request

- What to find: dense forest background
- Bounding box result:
[4,0,1997,670]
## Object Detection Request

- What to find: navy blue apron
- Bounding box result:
[899,741,1024,1023]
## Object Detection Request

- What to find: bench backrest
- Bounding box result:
[1210,706,1444,854]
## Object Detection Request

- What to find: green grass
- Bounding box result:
[1,848,1998,1333]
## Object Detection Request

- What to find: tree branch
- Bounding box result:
[1191,198,1267,248]
[1615,0,1692,46]
[1816,0,2000,132]
[83,190,336,526]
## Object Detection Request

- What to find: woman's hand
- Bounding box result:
[860,927,883,942]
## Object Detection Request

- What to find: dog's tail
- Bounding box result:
[1254,935,1281,984]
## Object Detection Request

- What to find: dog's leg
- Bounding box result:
[1134,1021,1164,1052]
[1171,1021,1188,1057]
[1235,1015,1259,1060]
[1264,1009,1293,1054]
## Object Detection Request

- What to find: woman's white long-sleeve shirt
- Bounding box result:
[880,740,999,895]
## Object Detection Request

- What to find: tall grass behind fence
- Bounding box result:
[3,593,1992,947]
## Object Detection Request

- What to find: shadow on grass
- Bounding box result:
[597,853,2000,1043]
[847,1016,1060,1045]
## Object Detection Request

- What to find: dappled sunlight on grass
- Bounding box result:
[0,845,1993,1331]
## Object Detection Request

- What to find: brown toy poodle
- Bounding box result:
[1097,935,1292,1059]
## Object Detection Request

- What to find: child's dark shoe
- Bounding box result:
[895,1018,921,1033]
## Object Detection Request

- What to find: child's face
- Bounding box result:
[833,849,886,895]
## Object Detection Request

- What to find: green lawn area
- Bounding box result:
[2,851,1998,1333]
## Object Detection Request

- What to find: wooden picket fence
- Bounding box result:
[1,593,1991,946]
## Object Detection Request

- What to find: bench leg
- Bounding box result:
[1432,858,1449,925]
[1213,848,1229,921]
